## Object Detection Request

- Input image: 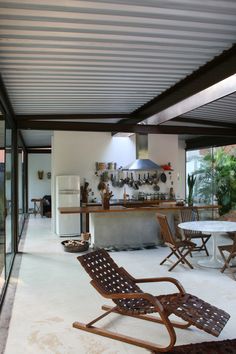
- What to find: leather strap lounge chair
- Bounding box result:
[73,249,230,353]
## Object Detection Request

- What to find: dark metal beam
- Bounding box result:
[26,148,51,154]
[158,125,236,136]
[172,116,236,128]
[16,113,129,121]
[185,136,236,150]
[17,120,236,136]
[17,120,161,133]
[120,44,236,125]
[0,75,15,122]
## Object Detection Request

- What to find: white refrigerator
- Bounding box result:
[56,175,81,236]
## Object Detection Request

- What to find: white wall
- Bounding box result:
[52,131,186,230]
[149,134,179,195]
[51,132,135,230]
[28,154,51,210]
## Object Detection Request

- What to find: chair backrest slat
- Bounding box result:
[156,213,176,246]
[180,208,200,237]
[231,233,236,252]
[78,249,142,295]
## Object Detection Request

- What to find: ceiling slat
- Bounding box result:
[0,0,235,147]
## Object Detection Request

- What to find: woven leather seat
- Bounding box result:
[73,249,230,352]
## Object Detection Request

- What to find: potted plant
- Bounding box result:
[187,173,196,206]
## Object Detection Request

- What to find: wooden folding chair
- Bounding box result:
[73,249,230,353]
[180,208,211,256]
[218,233,236,280]
[157,213,196,271]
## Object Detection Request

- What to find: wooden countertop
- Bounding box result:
[59,204,219,214]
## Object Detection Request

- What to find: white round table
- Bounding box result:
[178,221,236,268]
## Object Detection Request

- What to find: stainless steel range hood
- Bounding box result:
[123,134,162,171]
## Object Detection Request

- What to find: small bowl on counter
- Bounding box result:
[175,200,185,206]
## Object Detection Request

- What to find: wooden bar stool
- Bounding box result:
[31,198,43,216]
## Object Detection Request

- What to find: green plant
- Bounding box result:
[187,173,196,206]
[195,148,236,215]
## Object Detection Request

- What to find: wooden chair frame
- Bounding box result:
[180,208,211,256]
[218,234,236,280]
[157,213,196,271]
[74,249,230,353]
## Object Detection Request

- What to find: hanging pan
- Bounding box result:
[160,172,167,183]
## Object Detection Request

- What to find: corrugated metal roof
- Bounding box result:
[0,0,235,116]
[178,92,236,124]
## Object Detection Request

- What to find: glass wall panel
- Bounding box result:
[5,122,13,274]
[186,144,236,217]
[0,117,5,295]
[17,134,26,237]
[186,148,214,205]
[18,146,24,235]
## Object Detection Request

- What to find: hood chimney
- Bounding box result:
[123,134,162,171]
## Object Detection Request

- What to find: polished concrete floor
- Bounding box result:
[1,215,236,353]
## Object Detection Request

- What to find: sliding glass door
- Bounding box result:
[0,110,14,303]
[0,118,5,296]
[186,144,236,216]
[5,121,14,274]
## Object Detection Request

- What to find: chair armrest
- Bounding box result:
[90,280,164,312]
[108,292,164,312]
[134,277,185,294]
[119,267,185,294]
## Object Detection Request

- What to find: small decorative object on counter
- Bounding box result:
[81,232,91,242]
[100,183,113,209]
[123,186,128,203]
[169,187,175,200]
[176,200,185,206]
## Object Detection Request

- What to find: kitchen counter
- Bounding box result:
[59,204,218,214]
[59,204,219,250]
[86,199,176,207]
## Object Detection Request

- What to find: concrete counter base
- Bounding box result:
[89,210,177,250]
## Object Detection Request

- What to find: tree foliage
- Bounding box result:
[195,148,236,215]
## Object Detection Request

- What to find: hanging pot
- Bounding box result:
[160,173,167,183]
[153,184,160,191]
[137,174,142,186]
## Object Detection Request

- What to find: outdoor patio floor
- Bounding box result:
[0,214,236,354]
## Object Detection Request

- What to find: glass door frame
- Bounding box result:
[0,102,17,308]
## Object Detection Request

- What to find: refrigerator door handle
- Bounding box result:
[59,190,80,194]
